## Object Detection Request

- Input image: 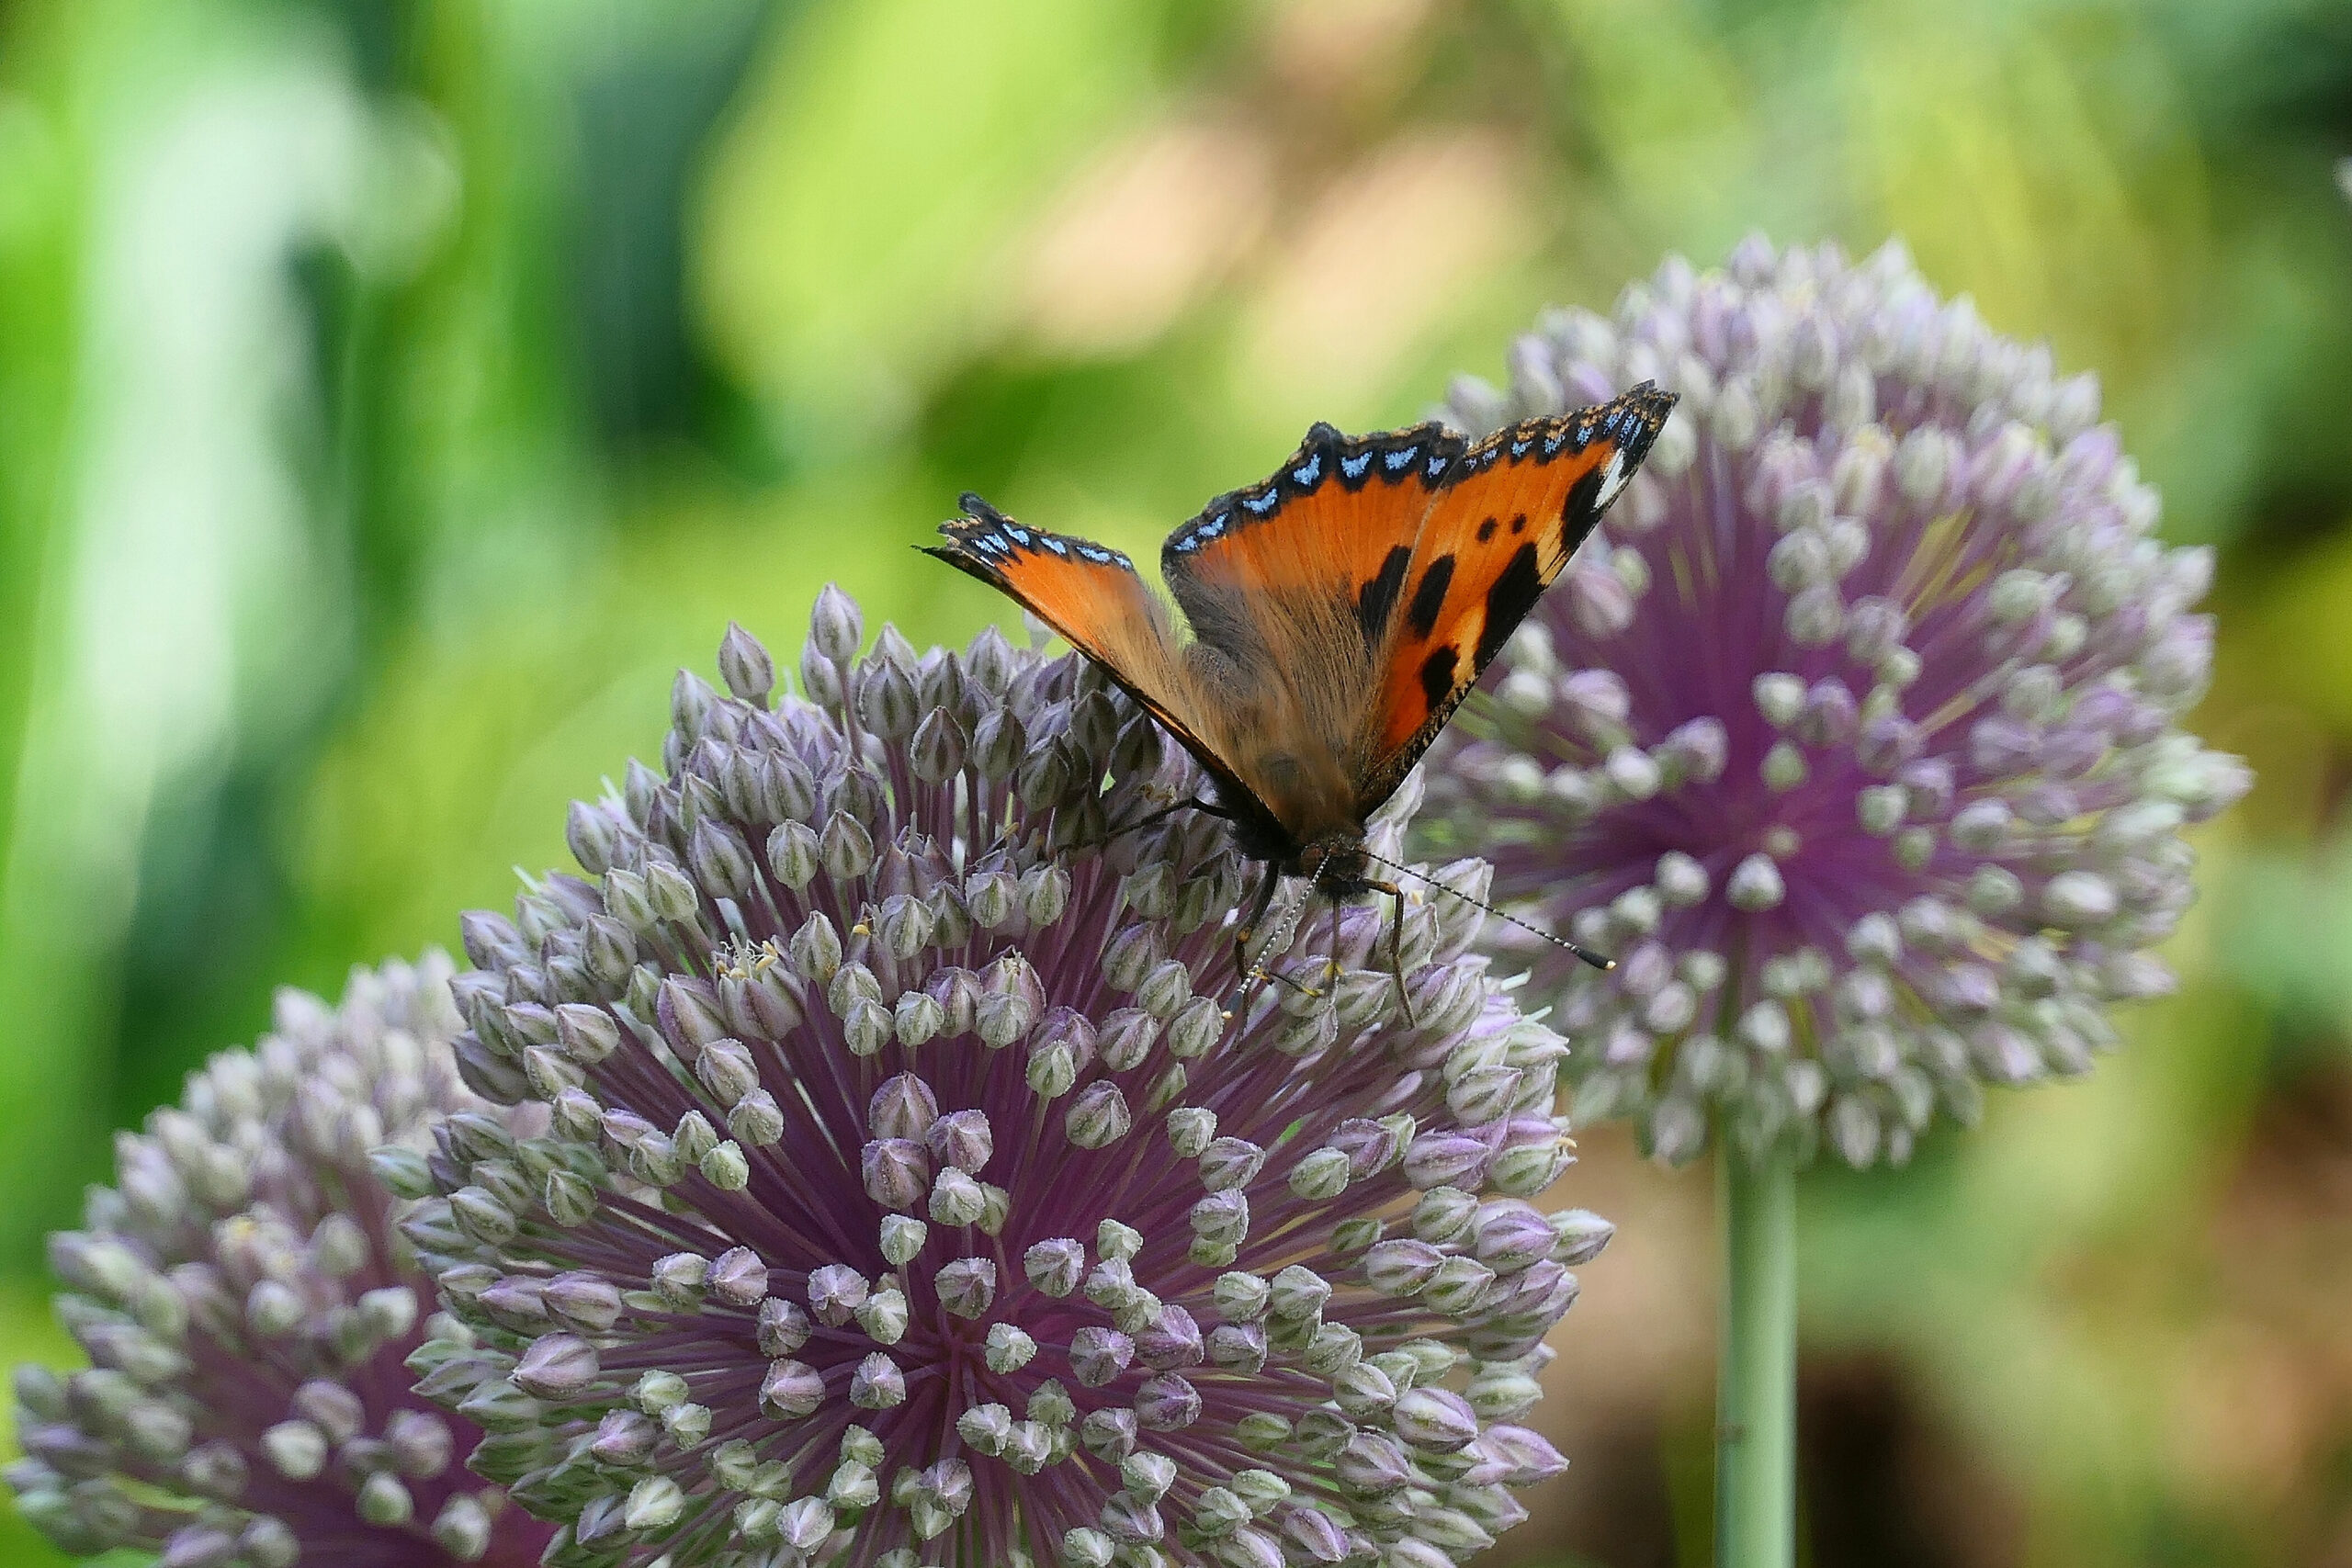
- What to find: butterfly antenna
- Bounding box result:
[1361,850,1615,971]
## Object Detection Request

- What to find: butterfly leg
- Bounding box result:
[1364,880,1419,1028]
[1325,898,1343,1008]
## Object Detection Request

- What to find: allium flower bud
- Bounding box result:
[408,599,1609,1565]
[718,620,775,706]
[5,956,553,1566]
[1430,238,2251,1167]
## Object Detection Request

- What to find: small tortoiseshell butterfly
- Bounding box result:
[925,382,1676,978]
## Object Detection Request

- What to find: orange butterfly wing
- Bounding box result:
[1159,421,1464,658]
[922,496,1275,818]
[1352,383,1678,812]
[1155,423,1468,842]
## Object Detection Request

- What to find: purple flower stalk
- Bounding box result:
[6,954,555,1567]
[394,598,1612,1567]
[1428,237,2251,1168]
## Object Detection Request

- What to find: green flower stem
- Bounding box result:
[1715,1145,1796,1568]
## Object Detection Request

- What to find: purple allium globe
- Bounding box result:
[1426,237,2251,1169]
[5,954,555,1568]
[392,597,1611,1568]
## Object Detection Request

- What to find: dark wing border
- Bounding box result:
[1159,421,1467,581]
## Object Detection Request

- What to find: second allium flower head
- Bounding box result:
[6,955,553,1568]
[1430,237,2250,1168]
[399,598,1610,1567]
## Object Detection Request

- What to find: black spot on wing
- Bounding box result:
[1476,517,1497,542]
[1475,542,1544,671]
[1406,555,1455,640]
[1356,546,1412,645]
[1510,514,1526,536]
[1419,645,1460,712]
[1559,466,1606,555]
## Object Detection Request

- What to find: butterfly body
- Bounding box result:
[926,383,1677,964]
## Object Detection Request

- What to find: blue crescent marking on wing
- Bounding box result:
[1340,452,1372,479]
[1005,525,1030,544]
[1510,437,1533,457]
[1293,453,1321,487]
[1385,446,1417,471]
[1242,491,1278,515]
[1543,431,1566,455]
[1426,454,1447,479]
[1041,536,1069,555]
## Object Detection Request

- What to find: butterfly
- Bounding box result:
[924,381,1677,989]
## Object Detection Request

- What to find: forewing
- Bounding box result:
[1156,423,1465,839]
[925,495,1270,815]
[1160,420,1464,659]
[1352,382,1679,812]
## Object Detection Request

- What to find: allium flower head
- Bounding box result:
[6,955,554,1567]
[397,599,1611,1567]
[1429,237,2251,1168]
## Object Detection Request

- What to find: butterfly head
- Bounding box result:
[1291,834,1381,900]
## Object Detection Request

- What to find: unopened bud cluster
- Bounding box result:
[6,955,552,1566]
[398,597,1611,1567]
[1430,237,2250,1168]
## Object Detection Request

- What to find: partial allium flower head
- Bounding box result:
[1429,237,2251,1168]
[5,955,554,1567]
[395,597,1611,1567]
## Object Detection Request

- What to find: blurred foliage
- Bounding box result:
[0,0,2347,1563]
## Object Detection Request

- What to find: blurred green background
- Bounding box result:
[1,0,2347,1562]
